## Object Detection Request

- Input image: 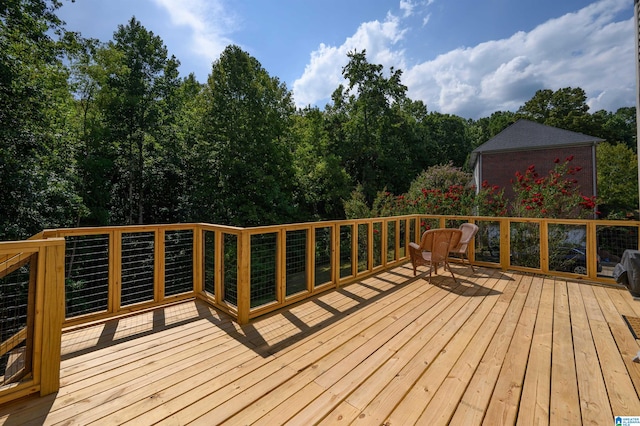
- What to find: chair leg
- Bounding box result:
[464,253,475,272]
[445,260,458,283]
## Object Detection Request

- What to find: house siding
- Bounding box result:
[480,145,595,200]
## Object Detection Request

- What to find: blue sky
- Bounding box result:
[58,0,634,119]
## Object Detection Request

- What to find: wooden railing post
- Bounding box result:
[540,220,549,274]
[39,240,65,396]
[500,219,510,271]
[109,230,122,314]
[237,230,251,324]
[155,228,165,303]
[193,226,203,295]
[331,224,339,286]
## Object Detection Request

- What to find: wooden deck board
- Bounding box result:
[567,281,613,424]
[1,264,640,425]
[516,276,554,426]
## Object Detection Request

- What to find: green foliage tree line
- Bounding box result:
[1,1,637,240]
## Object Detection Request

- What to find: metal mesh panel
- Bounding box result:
[387,221,397,262]
[548,224,588,275]
[475,220,501,263]
[203,230,215,296]
[340,225,353,279]
[286,230,307,296]
[223,234,238,306]
[0,257,31,386]
[373,222,382,268]
[165,230,193,296]
[510,222,540,269]
[121,232,155,306]
[251,233,277,308]
[358,223,369,273]
[314,227,332,287]
[64,234,109,317]
[597,224,639,279]
[445,219,465,229]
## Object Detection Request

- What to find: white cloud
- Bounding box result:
[293,13,407,107]
[294,0,634,118]
[400,0,416,18]
[408,0,636,118]
[151,0,235,64]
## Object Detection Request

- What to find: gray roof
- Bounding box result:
[470,119,603,166]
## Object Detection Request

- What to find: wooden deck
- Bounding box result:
[2,263,640,425]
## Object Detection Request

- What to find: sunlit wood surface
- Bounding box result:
[2,263,640,425]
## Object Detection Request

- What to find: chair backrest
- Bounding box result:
[454,223,479,253]
[422,228,462,262]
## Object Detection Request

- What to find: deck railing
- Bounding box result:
[1,214,639,404]
[0,237,65,404]
[37,215,640,327]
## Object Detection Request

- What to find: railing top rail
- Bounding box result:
[0,237,65,254]
[27,216,640,241]
[238,215,419,233]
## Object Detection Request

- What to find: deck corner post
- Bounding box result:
[39,240,65,396]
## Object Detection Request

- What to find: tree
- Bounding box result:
[596,142,638,218]
[469,111,516,150]
[94,17,180,224]
[0,0,86,239]
[290,107,350,220]
[195,45,296,226]
[591,107,637,152]
[420,112,472,168]
[330,50,414,202]
[517,87,593,133]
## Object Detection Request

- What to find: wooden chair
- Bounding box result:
[449,223,479,271]
[409,228,462,283]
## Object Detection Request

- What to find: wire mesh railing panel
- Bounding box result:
[286,230,308,297]
[314,227,332,287]
[373,222,382,268]
[357,223,369,273]
[340,225,353,279]
[445,218,465,229]
[547,224,588,275]
[596,224,638,278]
[475,220,501,264]
[251,233,277,308]
[203,230,215,296]
[64,234,109,317]
[420,217,439,234]
[387,221,396,262]
[121,232,155,306]
[223,234,238,306]
[164,230,193,296]
[510,222,541,269]
[0,256,31,387]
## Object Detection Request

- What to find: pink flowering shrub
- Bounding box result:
[348,158,595,220]
[510,156,597,219]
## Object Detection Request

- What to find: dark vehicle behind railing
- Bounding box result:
[549,246,602,275]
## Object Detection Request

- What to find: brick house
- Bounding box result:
[470,119,603,201]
